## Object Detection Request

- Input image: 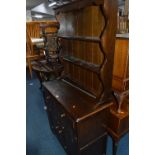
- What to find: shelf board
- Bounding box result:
[58,35,100,42]
[63,55,100,73]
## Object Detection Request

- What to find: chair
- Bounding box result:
[26,27,44,78]
[26,21,61,78]
[31,22,63,87]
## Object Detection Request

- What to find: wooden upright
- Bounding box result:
[26,21,59,78]
[42,0,117,155]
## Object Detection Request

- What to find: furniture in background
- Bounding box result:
[43,0,117,155]
[104,34,129,155]
[40,22,60,64]
[32,22,63,87]
[113,34,129,114]
[26,28,44,78]
[117,0,129,34]
[26,21,59,78]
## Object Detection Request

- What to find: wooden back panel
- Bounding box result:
[58,6,104,97]
[26,29,33,55]
[55,0,117,103]
[26,22,40,38]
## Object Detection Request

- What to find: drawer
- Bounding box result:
[52,99,78,153]
[44,93,78,154]
[43,85,108,155]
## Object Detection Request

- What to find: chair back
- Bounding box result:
[26,29,33,55]
[26,22,40,38]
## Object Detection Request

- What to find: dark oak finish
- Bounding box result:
[42,0,118,155]
[56,0,117,103]
[63,56,100,73]
[43,80,112,155]
[58,35,100,42]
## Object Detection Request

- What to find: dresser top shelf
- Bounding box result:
[43,80,112,122]
[63,55,100,73]
[58,35,100,42]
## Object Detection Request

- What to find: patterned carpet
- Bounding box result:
[26,72,129,155]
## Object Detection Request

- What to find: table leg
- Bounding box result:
[113,140,118,155]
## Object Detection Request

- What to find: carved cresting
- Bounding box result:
[54,0,117,105]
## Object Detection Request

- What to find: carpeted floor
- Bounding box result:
[26,71,129,155]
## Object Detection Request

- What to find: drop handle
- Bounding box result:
[61,113,66,118]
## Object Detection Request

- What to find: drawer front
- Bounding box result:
[43,88,78,154]
[43,87,108,155]
[51,98,78,155]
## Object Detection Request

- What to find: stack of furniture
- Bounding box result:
[26,24,44,79]
[42,0,117,155]
[32,22,63,87]
[26,21,59,78]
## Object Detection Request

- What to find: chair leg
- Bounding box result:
[27,59,33,79]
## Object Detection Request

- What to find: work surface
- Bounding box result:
[43,79,112,122]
